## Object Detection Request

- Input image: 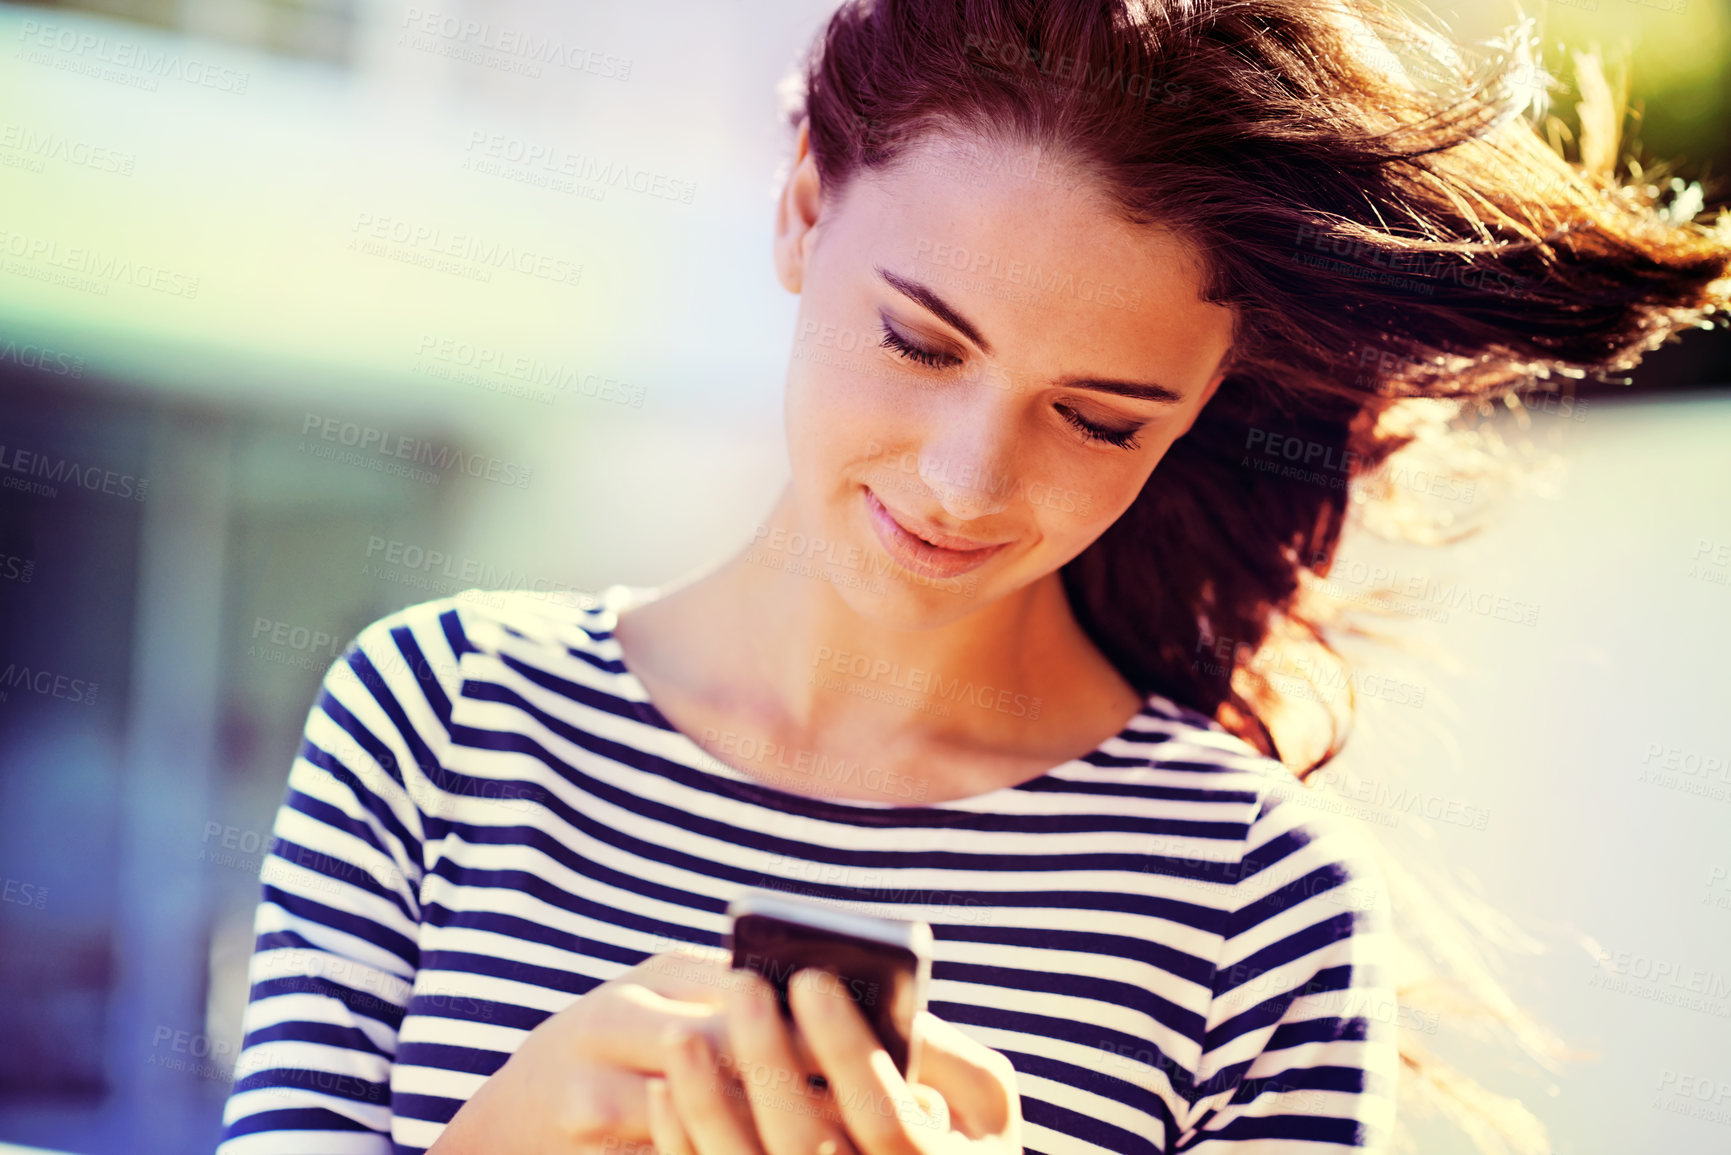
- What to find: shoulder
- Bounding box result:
[337,586,615,703]
[1102,693,1389,912]
[1068,689,1295,825]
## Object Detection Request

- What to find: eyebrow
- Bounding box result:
[873,265,1187,406]
[877,266,993,355]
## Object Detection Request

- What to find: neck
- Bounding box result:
[659,484,1132,757]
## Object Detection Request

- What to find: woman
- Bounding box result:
[214,0,1730,1152]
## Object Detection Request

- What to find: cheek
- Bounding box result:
[785,363,884,491]
[1029,489,1108,552]
[786,355,925,472]
[1021,453,1158,558]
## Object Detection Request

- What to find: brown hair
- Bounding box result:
[781,0,1731,1150]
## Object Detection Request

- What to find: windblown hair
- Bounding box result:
[781,0,1731,1151]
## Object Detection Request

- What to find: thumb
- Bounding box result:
[909,1082,952,1135]
[909,1013,1018,1138]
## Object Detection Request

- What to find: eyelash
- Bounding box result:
[877,320,1145,451]
[877,321,958,370]
[1057,406,1142,450]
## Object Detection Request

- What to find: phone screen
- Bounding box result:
[730,910,922,1076]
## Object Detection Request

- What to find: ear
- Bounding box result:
[773,119,824,294]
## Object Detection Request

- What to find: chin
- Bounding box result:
[829,567,994,630]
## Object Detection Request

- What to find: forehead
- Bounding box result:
[826,129,1233,370]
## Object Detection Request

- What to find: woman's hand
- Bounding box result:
[425,945,741,1155]
[646,966,1023,1155]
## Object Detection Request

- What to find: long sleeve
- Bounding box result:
[1172,779,1400,1152]
[216,602,463,1154]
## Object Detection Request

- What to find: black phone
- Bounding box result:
[724,888,932,1080]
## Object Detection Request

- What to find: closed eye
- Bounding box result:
[878,318,961,369]
[879,314,1145,450]
[1056,404,1143,450]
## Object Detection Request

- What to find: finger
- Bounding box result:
[569,947,740,1073]
[789,969,938,1152]
[647,1077,697,1155]
[724,969,852,1152]
[629,946,739,1004]
[905,1011,1019,1137]
[582,987,732,1074]
[552,1062,657,1148]
[908,1084,951,1135]
[662,1026,766,1155]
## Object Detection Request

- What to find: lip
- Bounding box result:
[863,488,1011,579]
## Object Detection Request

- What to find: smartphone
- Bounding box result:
[724,888,932,1080]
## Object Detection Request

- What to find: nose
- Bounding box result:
[915,396,1018,520]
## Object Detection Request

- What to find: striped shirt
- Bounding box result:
[216,584,1398,1155]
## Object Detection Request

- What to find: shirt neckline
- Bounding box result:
[588,581,1163,811]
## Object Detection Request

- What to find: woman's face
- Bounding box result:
[774,126,1235,628]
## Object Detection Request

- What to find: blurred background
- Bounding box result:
[0,0,1725,1152]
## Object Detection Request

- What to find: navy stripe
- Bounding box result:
[217,590,1395,1155]
[220,1107,381,1138]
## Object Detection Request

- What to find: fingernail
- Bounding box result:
[682,1032,709,1064]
